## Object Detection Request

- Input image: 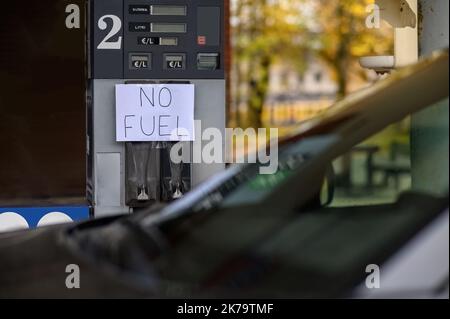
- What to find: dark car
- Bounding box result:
[0,50,448,299]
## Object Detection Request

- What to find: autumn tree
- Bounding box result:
[231,0,307,129]
[231,0,392,128]
[306,0,393,98]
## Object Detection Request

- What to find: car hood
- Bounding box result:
[0,217,154,298]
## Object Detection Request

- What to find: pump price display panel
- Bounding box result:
[91,0,225,80]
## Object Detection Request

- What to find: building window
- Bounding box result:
[314,71,323,83]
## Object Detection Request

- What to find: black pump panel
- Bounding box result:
[90,0,225,80]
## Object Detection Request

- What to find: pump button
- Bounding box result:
[164,54,186,70]
[197,53,219,71]
[129,54,151,70]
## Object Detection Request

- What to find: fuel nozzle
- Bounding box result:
[169,156,184,199]
[126,142,190,207]
[126,142,160,207]
[162,142,190,201]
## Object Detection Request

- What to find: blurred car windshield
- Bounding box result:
[139,51,448,223]
[74,51,449,298]
[134,93,448,297]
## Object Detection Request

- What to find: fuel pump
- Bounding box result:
[87,0,226,217]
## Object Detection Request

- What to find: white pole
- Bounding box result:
[411,0,449,194]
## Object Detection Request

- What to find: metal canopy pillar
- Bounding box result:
[411,0,449,195]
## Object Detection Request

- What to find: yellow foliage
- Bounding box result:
[231,0,393,127]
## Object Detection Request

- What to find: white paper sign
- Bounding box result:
[115,84,195,142]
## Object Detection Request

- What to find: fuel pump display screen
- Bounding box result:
[151,5,187,16]
[151,23,187,33]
